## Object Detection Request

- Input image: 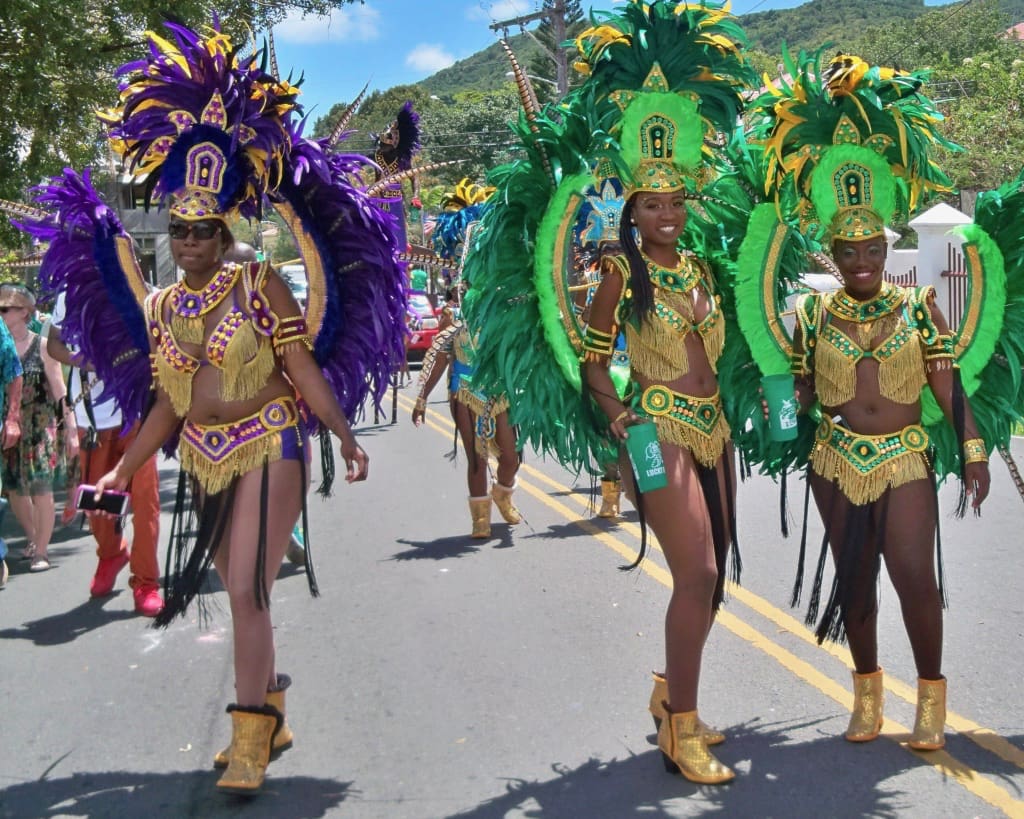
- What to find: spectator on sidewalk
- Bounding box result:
[1,284,74,573]
[47,293,164,616]
[0,313,23,588]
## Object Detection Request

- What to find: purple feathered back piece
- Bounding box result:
[14,168,152,427]
[393,101,421,172]
[276,122,407,419]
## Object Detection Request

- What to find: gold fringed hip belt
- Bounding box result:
[636,385,730,468]
[810,417,931,506]
[180,396,303,495]
[455,385,510,459]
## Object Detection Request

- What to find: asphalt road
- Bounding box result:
[1,381,1022,819]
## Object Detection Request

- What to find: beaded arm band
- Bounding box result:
[925,333,956,372]
[963,437,988,465]
[581,325,616,362]
[272,315,313,352]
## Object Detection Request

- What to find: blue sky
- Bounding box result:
[270,0,948,125]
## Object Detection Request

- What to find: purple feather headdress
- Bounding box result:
[101,21,299,220]
[373,101,421,172]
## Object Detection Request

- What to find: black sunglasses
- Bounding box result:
[168,220,221,240]
[0,306,24,313]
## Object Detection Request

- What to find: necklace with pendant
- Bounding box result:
[827,282,903,347]
[169,263,240,343]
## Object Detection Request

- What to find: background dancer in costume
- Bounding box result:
[738,51,1023,751]
[372,101,420,254]
[414,206,521,539]
[16,21,405,796]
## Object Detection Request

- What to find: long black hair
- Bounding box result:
[618,198,655,323]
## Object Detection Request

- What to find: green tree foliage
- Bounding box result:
[743,0,930,55]
[936,53,1024,190]
[0,0,360,249]
[845,0,1013,67]
[840,0,1024,191]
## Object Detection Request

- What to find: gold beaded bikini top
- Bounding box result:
[146,261,309,417]
[793,284,951,406]
[603,252,725,381]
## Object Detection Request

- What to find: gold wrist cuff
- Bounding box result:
[963,437,988,464]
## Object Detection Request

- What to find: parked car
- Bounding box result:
[406,291,440,361]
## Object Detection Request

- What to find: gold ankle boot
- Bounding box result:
[490,481,522,524]
[469,496,492,539]
[214,674,294,768]
[657,705,734,784]
[648,673,725,745]
[846,668,884,742]
[909,676,946,750]
[216,704,282,794]
[598,479,621,518]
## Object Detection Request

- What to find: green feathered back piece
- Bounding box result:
[928,167,1024,477]
[462,94,617,473]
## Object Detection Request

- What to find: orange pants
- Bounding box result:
[79,425,161,588]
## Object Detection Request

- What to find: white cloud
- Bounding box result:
[466,1,535,24]
[274,5,381,44]
[405,44,457,73]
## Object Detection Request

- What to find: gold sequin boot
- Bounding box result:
[846,668,884,742]
[490,480,522,524]
[216,704,282,794]
[909,676,946,750]
[657,705,734,784]
[598,479,621,518]
[648,673,725,745]
[469,496,492,539]
[214,674,294,768]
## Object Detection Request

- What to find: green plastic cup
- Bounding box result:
[624,421,668,492]
[761,373,799,442]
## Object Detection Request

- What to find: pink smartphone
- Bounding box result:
[75,484,131,516]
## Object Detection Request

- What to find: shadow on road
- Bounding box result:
[0,770,353,819]
[390,535,483,561]
[447,716,920,818]
[0,594,138,645]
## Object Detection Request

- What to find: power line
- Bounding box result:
[882,0,980,65]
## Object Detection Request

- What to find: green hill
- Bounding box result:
[419,33,545,98]
[742,0,929,54]
[416,0,1024,95]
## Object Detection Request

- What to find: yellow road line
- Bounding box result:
[399,394,1024,815]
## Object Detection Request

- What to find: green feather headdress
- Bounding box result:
[748,48,959,239]
[575,1,756,194]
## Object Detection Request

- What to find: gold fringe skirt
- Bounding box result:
[180,396,302,495]
[810,418,931,506]
[636,385,730,468]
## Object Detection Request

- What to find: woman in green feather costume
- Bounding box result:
[466,0,755,786]
[739,51,1023,754]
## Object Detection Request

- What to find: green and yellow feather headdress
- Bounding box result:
[574,1,756,197]
[748,48,959,242]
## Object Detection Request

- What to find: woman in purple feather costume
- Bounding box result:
[58,22,404,795]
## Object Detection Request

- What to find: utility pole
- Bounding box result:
[489,1,569,96]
